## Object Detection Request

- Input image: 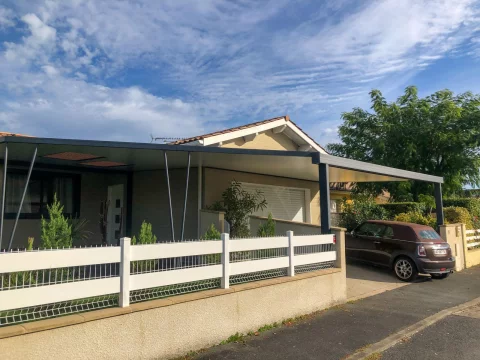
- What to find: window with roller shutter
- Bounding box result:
[240,182,309,223]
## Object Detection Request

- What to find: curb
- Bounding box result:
[345,296,480,360]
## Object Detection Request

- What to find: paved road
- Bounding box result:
[382,304,480,360]
[193,266,480,360]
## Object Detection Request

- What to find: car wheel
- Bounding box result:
[393,257,418,282]
[431,273,449,279]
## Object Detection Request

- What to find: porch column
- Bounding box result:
[435,182,444,226]
[319,163,331,234]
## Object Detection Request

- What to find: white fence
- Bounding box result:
[0,232,335,323]
[466,229,480,250]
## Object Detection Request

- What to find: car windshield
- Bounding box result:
[418,230,442,240]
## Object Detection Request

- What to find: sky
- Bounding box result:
[0,0,480,147]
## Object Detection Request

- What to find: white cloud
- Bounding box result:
[1,0,480,145]
[0,7,15,29]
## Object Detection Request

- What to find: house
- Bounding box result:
[0,117,444,250]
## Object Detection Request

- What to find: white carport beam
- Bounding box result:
[314,153,443,184]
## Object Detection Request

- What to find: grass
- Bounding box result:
[219,333,246,345]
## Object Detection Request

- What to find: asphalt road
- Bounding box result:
[193,266,480,360]
[382,305,480,360]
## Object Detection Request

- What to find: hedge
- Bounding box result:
[379,202,426,217]
[443,206,474,229]
[443,198,480,218]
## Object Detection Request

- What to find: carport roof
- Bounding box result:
[0,136,443,184]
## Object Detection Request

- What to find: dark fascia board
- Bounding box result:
[0,136,314,159]
[312,153,443,184]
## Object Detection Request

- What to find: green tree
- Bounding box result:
[257,213,276,237]
[41,194,72,248]
[209,180,267,238]
[131,221,157,245]
[327,87,480,200]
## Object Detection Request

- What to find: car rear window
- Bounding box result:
[418,230,442,240]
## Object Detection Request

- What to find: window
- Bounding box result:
[240,182,308,223]
[384,226,394,238]
[5,170,80,219]
[356,223,385,237]
[418,230,441,240]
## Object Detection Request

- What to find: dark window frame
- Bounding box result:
[4,169,81,220]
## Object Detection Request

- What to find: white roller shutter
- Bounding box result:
[241,183,306,222]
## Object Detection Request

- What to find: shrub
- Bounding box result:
[443,207,473,229]
[257,213,275,237]
[41,194,72,248]
[340,195,388,231]
[209,180,267,238]
[394,211,436,228]
[443,198,480,218]
[379,202,426,218]
[26,237,34,250]
[201,224,221,240]
[132,221,157,245]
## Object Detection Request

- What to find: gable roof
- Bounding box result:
[0,131,32,137]
[170,115,327,153]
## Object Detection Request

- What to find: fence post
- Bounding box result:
[287,231,295,276]
[221,233,230,289]
[120,237,131,308]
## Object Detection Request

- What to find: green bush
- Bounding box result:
[443,198,480,218]
[379,202,426,218]
[132,221,157,245]
[394,211,437,228]
[443,207,474,229]
[257,213,275,237]
[340,195,388,231]
[41,194,72,248]
[201,224,221,240]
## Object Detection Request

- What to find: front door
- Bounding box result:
[107,184,124,245]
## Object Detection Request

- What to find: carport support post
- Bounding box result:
[319,163,331,234]
[0,145,7,250]
[434,183,444,226]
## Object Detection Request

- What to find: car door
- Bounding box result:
[371,225,397,266]
[346,222,386,264]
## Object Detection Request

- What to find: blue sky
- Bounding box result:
[0,0,479,147]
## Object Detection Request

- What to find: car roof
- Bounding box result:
[365,220,434,230]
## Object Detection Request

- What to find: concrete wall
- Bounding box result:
[199,209,225,237]
[204,168,321,226]
[250,215,321,236]
[0,269,346,360]
[132,168,198,242]
[220,130,298,151]
[439,224,466,272]
[466,248,480,268]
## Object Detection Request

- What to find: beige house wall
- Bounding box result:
[132,168,198,241]
[0,269,346,360]
[204,167,321,225]
[220,130,298,151]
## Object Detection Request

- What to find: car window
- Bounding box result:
[418,230,441,240]
[357,223,385,237]
[383,226,394,238]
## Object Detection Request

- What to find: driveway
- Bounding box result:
[346,261,409,300]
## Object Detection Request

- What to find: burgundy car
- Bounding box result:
[346,220,455,282]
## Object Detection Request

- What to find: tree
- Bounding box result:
[41,194,72,248]
[327,87,480,200]
[210,180,267,238]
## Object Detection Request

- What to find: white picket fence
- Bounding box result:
[0,232,335,316]
[466,229,480,250]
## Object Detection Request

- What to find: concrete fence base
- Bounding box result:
[0,268,346,360]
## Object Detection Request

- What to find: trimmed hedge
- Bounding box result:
[443,198,480,218]
[394,212,436,228]
[379,202,426,217]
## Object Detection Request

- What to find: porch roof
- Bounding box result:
[0,136,443,184]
